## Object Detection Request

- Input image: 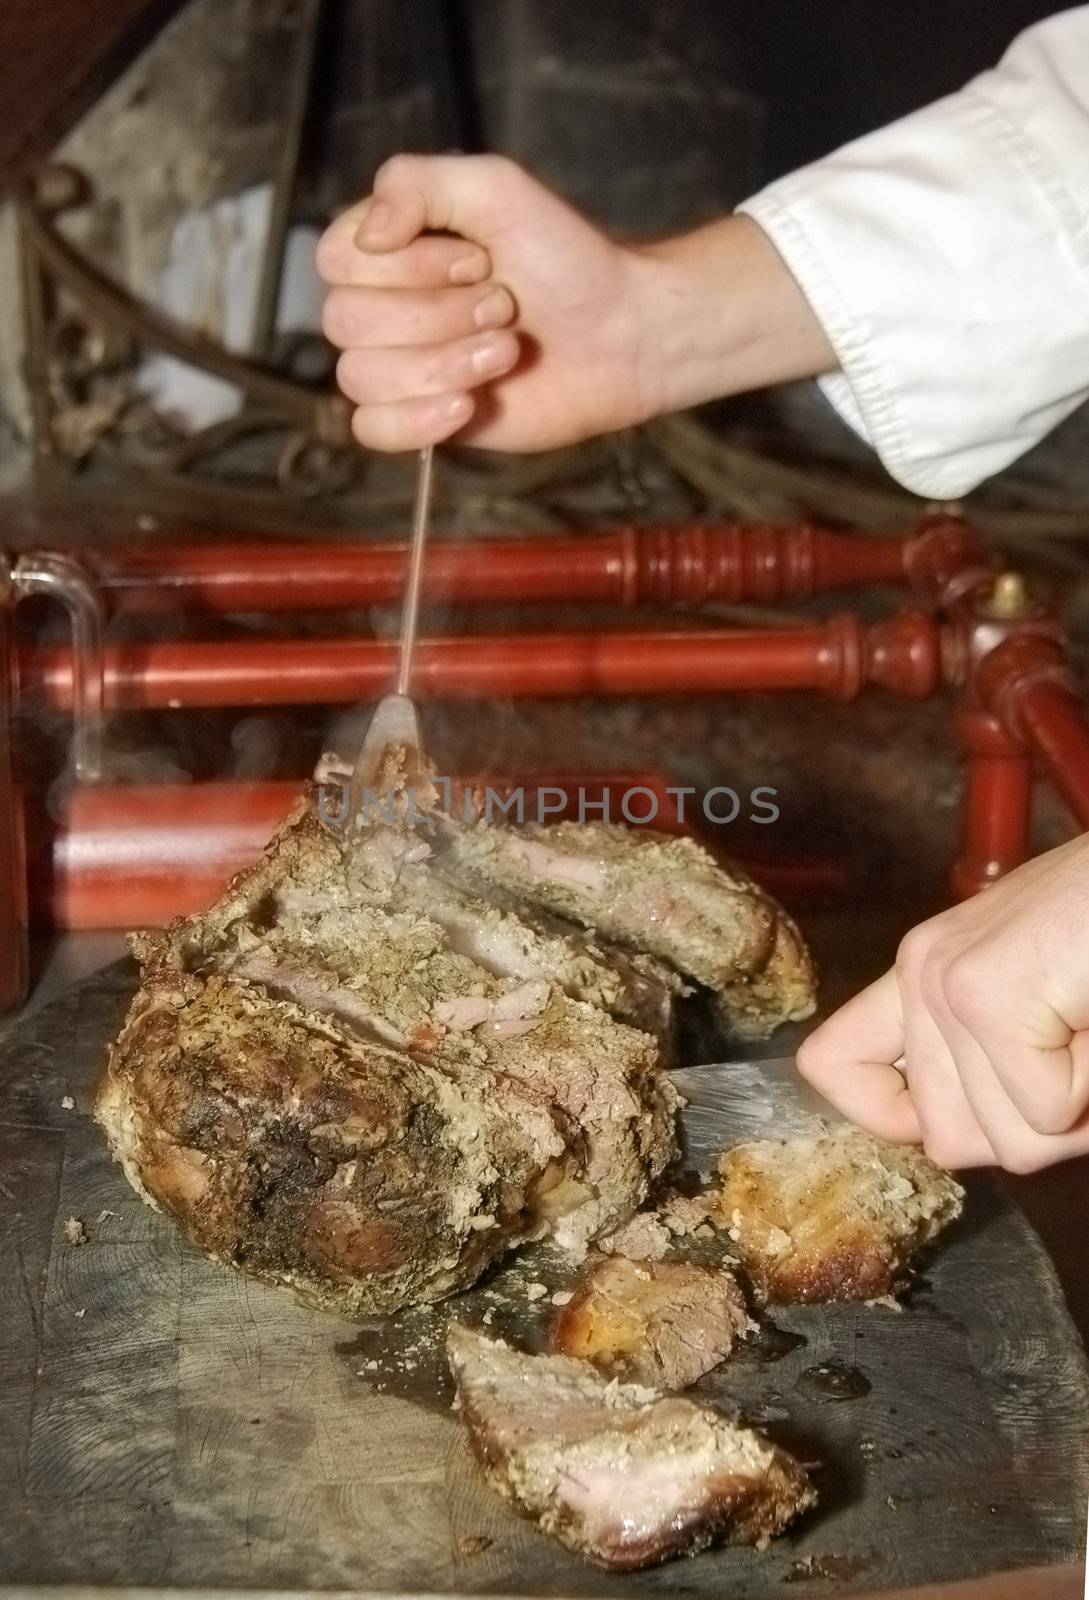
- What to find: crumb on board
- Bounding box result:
[60,1095,75,1111]
[74,1308,86,1319]
[551,1289,573,1306]
[64,1216,88,1247]
[597,1211,671,1261]
[524,1281,548,1302]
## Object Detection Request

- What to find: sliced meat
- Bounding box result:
[551,1256,754,1389]
[447,1324,814,1569]
[397,859,686,1051]
[442,818,816,1040]
[99,800,681,1313]
[715,1123,965,1305]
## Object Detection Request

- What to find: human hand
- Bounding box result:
[316,153,660,453]
[798,833,1089,1172]
[316,153,835,453]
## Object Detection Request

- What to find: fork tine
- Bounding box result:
[348,692,423,827]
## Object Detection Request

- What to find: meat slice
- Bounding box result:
[715,1124,965,1305]
[442,818,816,1039]
[99,799,680,1312]
[447,1324,814,1569]
[551,1256,754,1389]
[390,859,687,1050]
[712,911,817,1042]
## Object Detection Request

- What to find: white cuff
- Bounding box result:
[738,10,1089,498]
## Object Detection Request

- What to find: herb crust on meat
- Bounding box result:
[98,784,818,1316]
[444,818,817,1040]
[448,1323,814,1569]
[715,1123,965,1305]
[98,797,680,1314]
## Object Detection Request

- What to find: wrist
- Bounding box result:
[625,214,837,421]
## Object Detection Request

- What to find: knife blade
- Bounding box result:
[670,1056,844,1175]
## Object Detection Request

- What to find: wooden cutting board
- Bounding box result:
[1,961,1087,1597]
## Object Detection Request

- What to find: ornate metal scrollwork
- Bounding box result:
[16,160,361,500]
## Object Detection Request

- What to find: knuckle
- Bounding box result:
[1022,1090,1076,1138]
[351,405,397,453]
[420,346,453,391]
[895,924,932,981]
[335,350,366,402]
[996,1139,1043,1176]
[314,230,342,282]
[349,406,379,449]
[481,152,520,184]
[921,1129,962,1170]
[795,1035,825,1084]
[321,291,351,346]
[940,955,988,1023]
[375,152,416,190]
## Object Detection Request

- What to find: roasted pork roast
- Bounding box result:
[97,787,815,1315]
[444,819,816,1039]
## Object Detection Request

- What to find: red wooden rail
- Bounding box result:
[21,611,946,711]
[86,522,917,614]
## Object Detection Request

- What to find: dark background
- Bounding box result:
[304,0,1065,234]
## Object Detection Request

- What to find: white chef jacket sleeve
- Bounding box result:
[737,6,1089,499]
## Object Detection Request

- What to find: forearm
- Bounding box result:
[629,214,838,422]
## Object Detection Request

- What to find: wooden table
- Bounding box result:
[1,962,1087,1597]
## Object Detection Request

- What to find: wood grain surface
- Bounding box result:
[0,961,1087,1597]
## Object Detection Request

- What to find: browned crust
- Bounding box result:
[98,797,682,1313]
[713,910,818,1041]
[447,1328,815,1571]
[97,973,547,1315]
[715,1130,964,1305]
[550,1255,752,1387]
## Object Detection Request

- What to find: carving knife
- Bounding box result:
[671,1056,846,1174]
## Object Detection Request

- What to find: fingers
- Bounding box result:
[937,952,1089,1136]
[897,947,997,1168]
[318,164,525,455]
[804,834,1089,1175]
[317,224,491,291]
[317,156,532,287]
[352,153,523,254]
[350,392,475,453]
[322,282,516,351]
[919,951,1089,1171]
[797,969,922,1143]
[337,332,519,408]
[337,329,520,408]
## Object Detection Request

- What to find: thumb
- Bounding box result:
[355,153,516,253]
[797,967,922,1144]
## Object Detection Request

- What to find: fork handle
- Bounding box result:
[396,444,435,696]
